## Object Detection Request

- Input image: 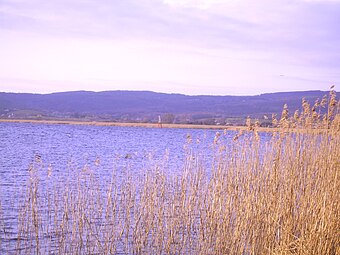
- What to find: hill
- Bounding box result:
[0,90,337,125]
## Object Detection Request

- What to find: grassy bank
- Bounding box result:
[0,118,334,134]
[0,118,255,131]
[0,91,339,254]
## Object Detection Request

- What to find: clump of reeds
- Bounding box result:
[273,85,340,132]
[1,89,339,254]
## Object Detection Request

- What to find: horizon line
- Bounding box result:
[0,89,333,97]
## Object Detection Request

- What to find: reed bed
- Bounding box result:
[0,90,339,254]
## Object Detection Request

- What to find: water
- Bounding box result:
[0,122,271,253]
[0,122,225,187]
[1,124,216,191]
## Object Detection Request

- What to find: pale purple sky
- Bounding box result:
[0,0,339,95]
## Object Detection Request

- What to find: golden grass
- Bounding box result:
[0,89,339,254]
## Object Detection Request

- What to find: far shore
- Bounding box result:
[1,118,328,134]
[0,118,263,131]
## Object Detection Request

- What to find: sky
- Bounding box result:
[0,0,339,95]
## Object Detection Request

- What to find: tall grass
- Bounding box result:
[0,90,339,254]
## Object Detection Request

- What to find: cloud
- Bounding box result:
[2,0,338,56]
[0,0,256,49]
[0,0,339,94]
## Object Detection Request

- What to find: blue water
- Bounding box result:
[0,122,275,253]
[0,122,230,196]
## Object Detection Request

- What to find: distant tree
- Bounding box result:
[201,118,216,125]
[162,113,175,124]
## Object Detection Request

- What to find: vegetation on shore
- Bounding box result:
[1,90,338,126]
[0,89,339,254]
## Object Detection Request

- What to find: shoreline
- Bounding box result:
[1,119,330,134]
[0,118,254,131]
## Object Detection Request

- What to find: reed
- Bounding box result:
[0,89,339,254]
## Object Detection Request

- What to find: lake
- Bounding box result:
[0,122,240,253]
[1,121,333,255]
[0,121,232,186]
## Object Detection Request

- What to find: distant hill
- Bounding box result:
[0,90,337,125]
